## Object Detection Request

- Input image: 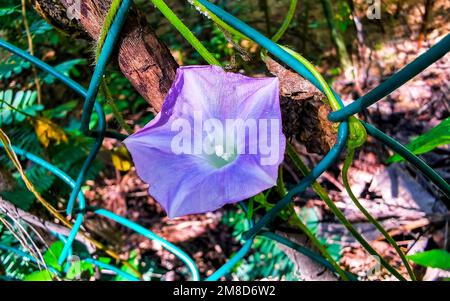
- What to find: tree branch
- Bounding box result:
[0,197,95,252]
[32,0,335,153]
[33,0,178,111]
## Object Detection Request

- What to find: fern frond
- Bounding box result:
[0,54,31,80]
[0,90,43,126]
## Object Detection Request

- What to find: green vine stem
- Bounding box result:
[99,80,133,134]
[0,98,36,120]
[190,2,407,279]
[286,43,412,280]
[95,0,122,61]
[342,148,417,280]
[21,0,42,105]
[189,0,249,41]
[260,0,297,59]
[270,0,297,43]
[151,0,220,66]
[287,142,406,280]
[275,165,350,280]
[275,49,406,280]
[95,0,223,134]
[286,142,335,204]
[286,207,350,281]
[95,0,132,134]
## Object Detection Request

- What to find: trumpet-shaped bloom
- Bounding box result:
[124,66,286,218]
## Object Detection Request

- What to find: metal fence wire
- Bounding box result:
[0,0,449,281]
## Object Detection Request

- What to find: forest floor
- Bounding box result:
[80,0,450,281]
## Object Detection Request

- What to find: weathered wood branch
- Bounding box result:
[0,197,95,252]
[275,231,339,280]
[33,0,178,111]
[32,0,335,153]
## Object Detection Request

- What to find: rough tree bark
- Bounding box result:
[32,0,336,154]
[33,0,178,111]
[11,0,343,280]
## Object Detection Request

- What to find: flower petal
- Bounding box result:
[124,66,286,218]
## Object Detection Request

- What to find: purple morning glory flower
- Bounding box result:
[124,66,286,218]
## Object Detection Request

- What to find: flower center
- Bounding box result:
[206,144,237,168]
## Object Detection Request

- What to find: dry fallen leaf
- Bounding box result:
[32,117,68,148]
[111,145,133,172]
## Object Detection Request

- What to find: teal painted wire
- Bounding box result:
[0,243,61,277]
[259,232,358,281]
[329,34,450,122]
[206,239,254,281]
[52,233,73,273]
[84,258,140,281]
[94,209,200,281]
[6,145,200,281]
[10,146,87,193]
[244,122,349,240]
[0,275,18,281]
[0,39,124,140]
[1,0,349,281]
[66,122,104,216]
[1,3,352,281]
[0,36,199,279]
[0,39,123,141]
[363,122,450,199]
[198,0,334,98]
[183,0,351,278]
[0,237,138,281]
[68,0,132,217]
[210,203,359,281]
[1,2,353,280]
[0,243,39,262]
[205,203,255,281]
[1,0,446,282]
[59,214,84,265]
[56,233,139,281]
[0,40,86,96]
[0,38,106,218]
[5,136,354,281]
[196,1,448,279]
[7,145,87,265]
[79,0,132,133]
[196,0,349,236]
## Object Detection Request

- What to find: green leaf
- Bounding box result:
[23,270,53,281]
[42,59,87,84]
[114,250,139,281]
[43,100,78,119]
[150,0,220,66]
[407,249,450,269]
[0,189,35,210]
[389,117,450,163]
[299,206,320,235]
[66,260,95,280]
[98,257,112,265]
[0,6,20,17]
[27,20,52,36]
[0,90,43,126]
[0,54,31,80]
[43,241,65,271]
[319,237,342,262]
[25,164,56,193]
